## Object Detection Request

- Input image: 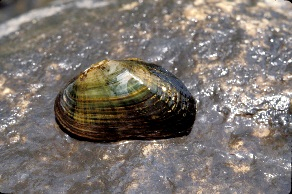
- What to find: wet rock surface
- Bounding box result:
[0,0,291,193]
[0,0,55,24]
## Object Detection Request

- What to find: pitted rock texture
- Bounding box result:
[0,0,291,193]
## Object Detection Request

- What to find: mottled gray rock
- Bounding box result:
[0,0,54,24]
[0,0,291,193]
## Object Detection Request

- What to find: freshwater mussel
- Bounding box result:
[54,58,196,142]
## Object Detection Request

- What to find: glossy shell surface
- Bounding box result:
[54,59,196,142]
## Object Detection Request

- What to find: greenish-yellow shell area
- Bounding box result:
[54,59,196,142]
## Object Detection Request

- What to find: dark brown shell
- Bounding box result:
[54,59,196,142]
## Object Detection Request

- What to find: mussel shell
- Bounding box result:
[54,59,196,142]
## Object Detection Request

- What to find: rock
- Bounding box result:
[0,0,291,193]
